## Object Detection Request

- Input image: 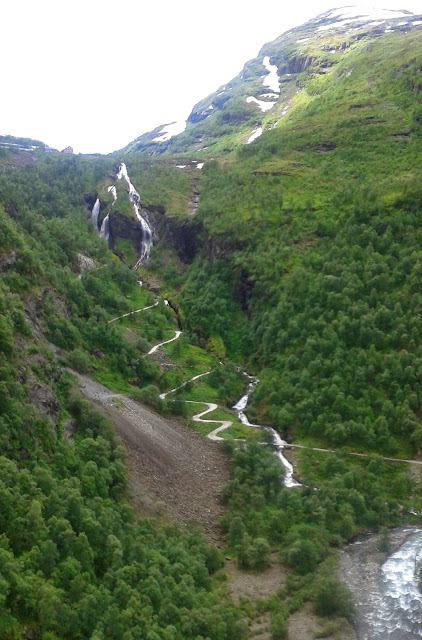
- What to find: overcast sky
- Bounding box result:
[2,0,421,154]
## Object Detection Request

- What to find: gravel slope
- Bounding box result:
[72,371,229,543]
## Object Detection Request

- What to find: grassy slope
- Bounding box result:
[170,29,422,455]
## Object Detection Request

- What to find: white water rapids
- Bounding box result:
[375,532,422,638]
[341,529,422,639]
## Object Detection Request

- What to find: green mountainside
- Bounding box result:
[1,7,422,640]
[123,7,421,156]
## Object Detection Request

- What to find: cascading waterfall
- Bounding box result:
[233,374,301,488]
[117,162,152,264]
[99,214,110,245]
[107,185,117,204]
[91,198,100,230]
[90,164,152,264]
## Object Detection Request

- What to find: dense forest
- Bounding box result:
[1,13,422,640]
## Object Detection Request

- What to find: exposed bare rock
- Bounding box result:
[0,250,16,271]
[77,253,95,273]
[63,419,76,442]
[71,371,230,543]
[27,379,59,422]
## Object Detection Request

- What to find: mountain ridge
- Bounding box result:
[121,5,422,156]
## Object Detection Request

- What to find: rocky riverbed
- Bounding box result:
[339,526,422,639]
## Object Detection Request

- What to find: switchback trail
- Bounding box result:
[70,370,229,543]
[146,330,422,467]
[186,401,232,441]
[146,330,182,355]
[159,371,211,400]
[108,300,159,324]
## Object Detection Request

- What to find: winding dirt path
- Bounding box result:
[186,401,233,441]
[159,371,210,400]
[70,370,229,543]
[109,301,422,478]
[108,300,158,324]
[146,330,182,355]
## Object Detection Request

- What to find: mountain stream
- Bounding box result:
[107,296,421,634]
[232,374,301,488]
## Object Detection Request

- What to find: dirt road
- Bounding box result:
[72,371,229,543]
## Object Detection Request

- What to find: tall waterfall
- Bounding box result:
[90,164,152,265]
[117,162,153,263]
[99,214,110,245]
[91,198,100,230]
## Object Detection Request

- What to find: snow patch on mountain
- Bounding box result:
[316,7,411,31]
[322,7,409,21]
[247,127,263,144]
[262,56,280,93]
[247,96,276,112]
[153,121,186,142]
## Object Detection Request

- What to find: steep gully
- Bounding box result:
[98,165,421,635]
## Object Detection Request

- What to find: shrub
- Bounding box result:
[68,348,91,373]
[271,612,288,639]
[313,577,353,619]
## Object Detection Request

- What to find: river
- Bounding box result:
[339,527,422,639]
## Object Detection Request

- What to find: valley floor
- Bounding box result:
[71,371,229,543]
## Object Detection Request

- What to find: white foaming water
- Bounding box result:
[107,185,117,204]
[99,214,110,245]
[92,198,100,230]
[117,162,152,264]
[378,533,422,638]
[353,531,422,639]
[262,56,280,93]
[232,374,301,488]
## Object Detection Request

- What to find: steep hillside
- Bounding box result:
[122,7,422,156]
[0,153,248,639]
[1,7,422,640]
[149,14,422,456]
